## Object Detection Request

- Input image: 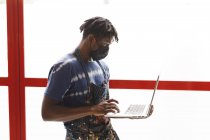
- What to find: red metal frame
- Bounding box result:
[110,80,210,91]
[6,0,25,140]
[0,0,209,140]
[0,77,9,86]
[23,78,210,91]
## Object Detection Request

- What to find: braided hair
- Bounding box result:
[80,16,118,42]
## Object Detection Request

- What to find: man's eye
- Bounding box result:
[103,44,109,47]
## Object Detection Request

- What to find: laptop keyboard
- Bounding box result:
[125,104,146,115]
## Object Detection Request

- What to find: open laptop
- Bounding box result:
[105,75,160,119]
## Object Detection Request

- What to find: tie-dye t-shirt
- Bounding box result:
[44,52,110,106]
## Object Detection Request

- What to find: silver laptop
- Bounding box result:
[105,75,160,119]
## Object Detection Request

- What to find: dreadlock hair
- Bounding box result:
[80,16,119,42]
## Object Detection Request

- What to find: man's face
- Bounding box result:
[90,37,113,60]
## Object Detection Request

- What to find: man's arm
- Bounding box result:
[41,95,119,122]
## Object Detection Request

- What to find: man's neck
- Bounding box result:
[78,41,92,63]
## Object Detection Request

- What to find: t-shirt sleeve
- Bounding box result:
[44,62,71,101]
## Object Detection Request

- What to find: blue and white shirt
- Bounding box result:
[44,52,110,107]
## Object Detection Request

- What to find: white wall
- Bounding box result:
[0,87,9,140]
[0,4,7,77]
[24,0,210,81]
[26,88,210,140]
[22,0,210,140]
[0,4,9,140]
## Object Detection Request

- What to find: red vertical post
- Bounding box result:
[6,0,25,140]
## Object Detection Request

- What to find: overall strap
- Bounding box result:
[96,60,107,82]
[74,49,91,85]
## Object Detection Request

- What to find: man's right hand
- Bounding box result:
[91,99,120,116]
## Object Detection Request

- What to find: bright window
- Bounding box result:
[0,2,8,77]
[0,2,9,139]
[23,0,210,140]
[0,86,9,140]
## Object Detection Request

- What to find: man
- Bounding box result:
[42,16,120,140]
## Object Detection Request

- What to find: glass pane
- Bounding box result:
[0,1,8,77]
[24,0,108,78]
[26,87,65,139]
[24,0,210,139]
[110,89,210,140]
[24,0,210,81]
[0,86,10,140]
[104,0,210,81]
[25,87,210,140]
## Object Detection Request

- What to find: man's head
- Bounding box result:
[80,16,118,42]
[79,16,118,60]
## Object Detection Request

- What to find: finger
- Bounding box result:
[105,108,119,114]
[107,99,119,104]
[106,105,120,113]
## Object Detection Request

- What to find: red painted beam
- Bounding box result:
[109,80,210,91]
[24,78,47,87]
[0,77,9,86]
[17,0,26,139]
[22,78,210,91]
[6,0,25,140]
[159,81,210,91]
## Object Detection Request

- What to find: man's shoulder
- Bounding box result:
[57,53,78,65]
[52,53,79,72]
[98,60,109,70]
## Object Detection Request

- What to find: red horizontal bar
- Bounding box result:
[24,78,47,87]
[0,77,9,86]
[110,80,210,91]
[22,78,210,91]
[1,77,209,91]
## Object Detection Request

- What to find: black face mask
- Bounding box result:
[90,45,109,61]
